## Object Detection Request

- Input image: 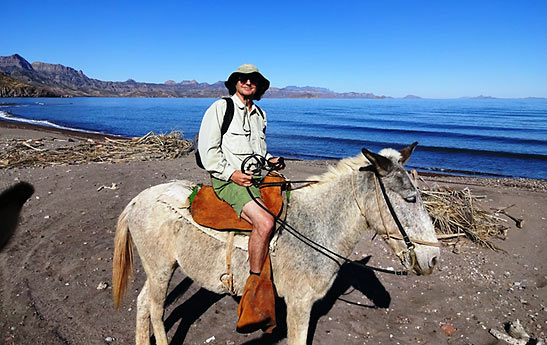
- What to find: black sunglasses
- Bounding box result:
[237,73,260,85]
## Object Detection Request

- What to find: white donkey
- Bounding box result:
[113,144,440,345]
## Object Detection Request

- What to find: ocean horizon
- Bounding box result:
[1,97,546,180]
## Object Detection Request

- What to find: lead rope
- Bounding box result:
[373,174,393,242]
[351,172,367,221]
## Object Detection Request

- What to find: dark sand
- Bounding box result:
[1,120,545,344]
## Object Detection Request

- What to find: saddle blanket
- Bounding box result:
[156,180,280,252]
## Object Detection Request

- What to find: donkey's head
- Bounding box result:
[361,142,440,275]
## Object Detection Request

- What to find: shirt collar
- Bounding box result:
[231,94,258,114]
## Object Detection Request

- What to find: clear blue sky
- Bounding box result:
[1,0,546,98]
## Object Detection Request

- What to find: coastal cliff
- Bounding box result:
[0,54,389,99]
[0,72,58,97]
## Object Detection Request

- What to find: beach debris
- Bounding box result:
[97,183,118,192]
[21,141,45,151]
[0,131,192,169]
[493,205,525,228]
[96,281,109,290]
[439,322,456,336]
[1,136,513,251]
[489,319,545,345]
[420,184,508,250]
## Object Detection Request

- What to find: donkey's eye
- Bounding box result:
[403,192,417,203]
[404,195,416,203]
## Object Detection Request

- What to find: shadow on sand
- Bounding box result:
[0,181,34,251]
[158,257,390,345]
[150,277,223,345]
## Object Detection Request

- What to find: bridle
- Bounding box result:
[243,155,438,276]
[352,168,440,275]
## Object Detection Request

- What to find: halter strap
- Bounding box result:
[352,172,439,248]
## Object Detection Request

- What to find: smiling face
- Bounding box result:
[235,74,258,101]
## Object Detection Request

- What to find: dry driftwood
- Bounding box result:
[0,131,192,169]
[420,184,509,250]
[489,319,545,345]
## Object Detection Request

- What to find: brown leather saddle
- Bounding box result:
[190,173,286,231]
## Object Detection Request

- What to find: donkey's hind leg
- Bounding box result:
[136,280,150,345]
[148,266,175,345]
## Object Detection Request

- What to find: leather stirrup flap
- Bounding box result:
[236,254,276,333]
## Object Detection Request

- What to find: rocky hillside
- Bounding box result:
[0,54,388,98]
[0,72,58,97]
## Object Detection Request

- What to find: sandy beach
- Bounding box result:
[1,119,545,345]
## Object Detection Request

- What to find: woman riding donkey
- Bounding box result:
[196,64,285,333]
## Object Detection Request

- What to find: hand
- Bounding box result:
[268,157,285,170]
[230,170,255,186]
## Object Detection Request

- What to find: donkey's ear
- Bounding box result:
[361,148,393,176]
[399,142,418,166]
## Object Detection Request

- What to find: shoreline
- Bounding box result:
[1,118,546,192]
[2,102,546,181]
[0,117,127,141]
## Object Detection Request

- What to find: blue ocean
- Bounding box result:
[1,97,546,180]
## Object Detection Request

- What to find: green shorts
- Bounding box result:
[211,177,262,217]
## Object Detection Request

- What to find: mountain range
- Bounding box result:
[0,54,390,99]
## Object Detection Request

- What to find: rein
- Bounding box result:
[241,154,437,275]
[247,184,408,275]
[247,173,416,276]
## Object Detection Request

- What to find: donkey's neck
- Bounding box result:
[288,172,371,263]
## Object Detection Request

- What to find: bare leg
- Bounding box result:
[240,199,274,273]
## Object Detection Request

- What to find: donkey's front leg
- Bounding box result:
[286,297,314,345]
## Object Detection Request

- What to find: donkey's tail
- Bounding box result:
[112,205,134,310]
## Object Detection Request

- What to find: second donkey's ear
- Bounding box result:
[361,148,393,176]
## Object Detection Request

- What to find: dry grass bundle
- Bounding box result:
[420,185,508,250]
[0,131,192,169]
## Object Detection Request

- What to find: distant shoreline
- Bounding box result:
[2,97,546,101]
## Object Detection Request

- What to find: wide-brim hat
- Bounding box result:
[225,64,270,94]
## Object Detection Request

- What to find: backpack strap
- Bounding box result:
[255,104,264,117]
[220,97,234,137]
[195,97,235,169]
[255,105,266,134]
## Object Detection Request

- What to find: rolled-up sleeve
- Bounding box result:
[197,101,236,181]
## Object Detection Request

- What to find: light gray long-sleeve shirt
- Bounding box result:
[197,94,272,181]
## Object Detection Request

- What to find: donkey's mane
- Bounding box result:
[308,148,401,187]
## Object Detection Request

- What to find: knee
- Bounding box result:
[263,214,275,232]
[255,214,275,237]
